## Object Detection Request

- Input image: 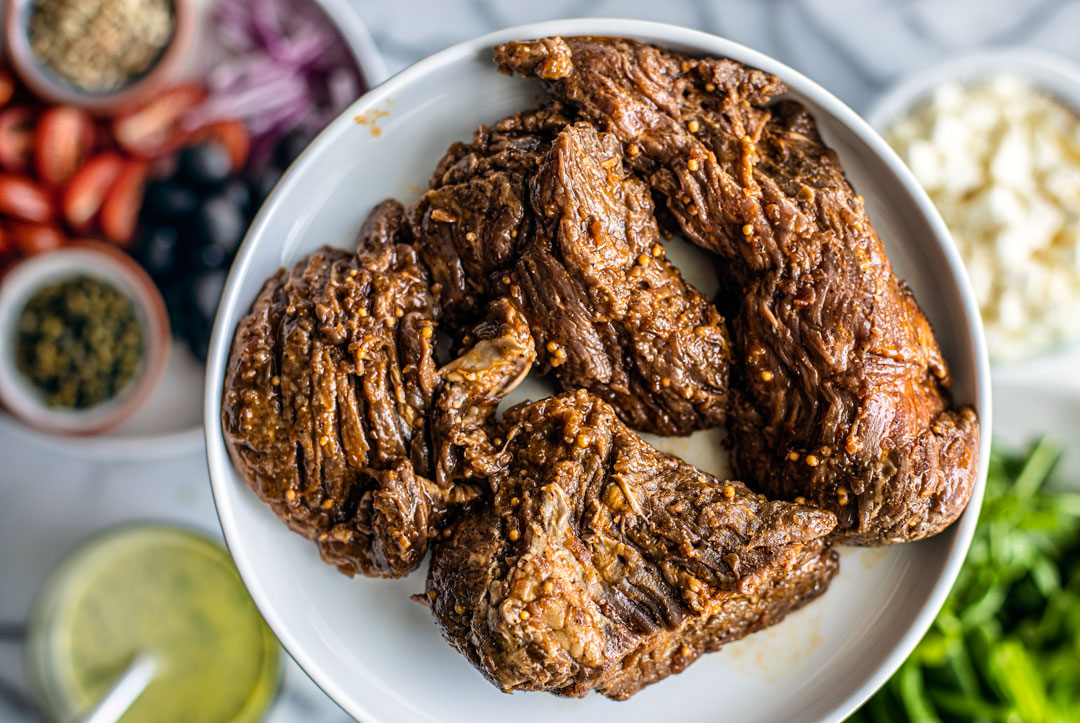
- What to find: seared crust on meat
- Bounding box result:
[411,112,732,436]
[515,122,730,435]
[222,202,535,578]
[426,390,837,698]
[495,36,979,545]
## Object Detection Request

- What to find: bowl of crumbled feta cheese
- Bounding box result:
[866,49,1080,362]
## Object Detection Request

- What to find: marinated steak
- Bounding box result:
[221,201,534,578]
[411,105,570,321]
[431,296,536,487]
[426,389,838,698]
[597,541,837,699]
[514,122,730,435]
[412,113,732,435]
[495,36,980,545]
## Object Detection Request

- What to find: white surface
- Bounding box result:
[993,383,1080,483]
[5,2,1080,722]
[205,19,990,723]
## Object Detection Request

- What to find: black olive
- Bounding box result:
[196,243,229,270]
[160,279,189,338]
[273,129,313,168]
[253,164,283,205]
[221,177,253,216]
[177,143,232,187]
[184,311,211,361]
[141,180,200,223]
[134,225,180,279]
[196,195,248,257]
[192,269,228,323]
[184,270,228,361]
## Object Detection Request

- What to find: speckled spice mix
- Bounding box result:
[29,0,174,92]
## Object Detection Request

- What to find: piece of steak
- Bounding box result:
[221,201,534,578]
[495,36,980,545]
[411,112,732,435]
[513,122,730,435]
[425,389,837,698]
[596,541,837,699]
[411,105,571,322]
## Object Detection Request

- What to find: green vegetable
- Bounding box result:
[849,438,1080,723]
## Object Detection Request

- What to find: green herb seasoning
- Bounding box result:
[15,276,144,409]
[850,438,1080,723]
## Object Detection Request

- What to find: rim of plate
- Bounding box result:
[0,0,386,461]
[863,46,1080,131]
[205,18,992,723]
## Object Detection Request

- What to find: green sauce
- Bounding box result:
[28,526,280,722]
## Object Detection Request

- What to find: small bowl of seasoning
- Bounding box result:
[0,241,169,435]
[4,0,195,112]
[866,49,1080,362]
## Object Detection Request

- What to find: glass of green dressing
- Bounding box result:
[26,525,281,722]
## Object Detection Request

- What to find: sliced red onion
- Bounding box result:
[327,67,358,112]
[201,0,366,170]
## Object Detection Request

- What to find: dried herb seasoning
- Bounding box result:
[15,275,143,408]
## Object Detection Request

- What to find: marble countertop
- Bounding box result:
[2,0,1079,720]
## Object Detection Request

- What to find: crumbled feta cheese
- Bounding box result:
[885,75,1080,360]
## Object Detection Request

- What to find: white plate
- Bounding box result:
[205,19,991,723]
[0,0,386,460]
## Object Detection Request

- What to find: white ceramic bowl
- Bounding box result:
[205,19,992,723]
[864,48,1080,131]
[0,243,171,436]
[865,47,1080,383]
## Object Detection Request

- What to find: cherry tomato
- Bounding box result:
[193,119,250,172]
[100,159,150,246]
[112,85,207,159]
[0,174,54,223]
[34,106,95,187]
[0,108,35,173]
[0,69,14,108]
[61,152,124,232]
[8,221,65,255]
